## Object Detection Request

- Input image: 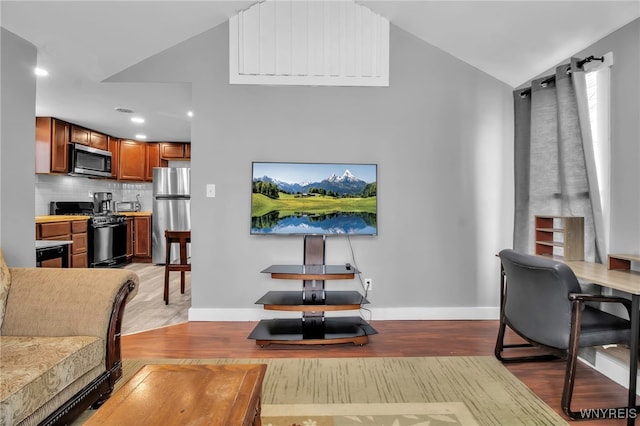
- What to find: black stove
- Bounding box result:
[49,201,127,267]
[50,201,125,225]
[89,213,126,227]
[49,201,95,215]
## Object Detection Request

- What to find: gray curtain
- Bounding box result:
[513,59,603,262]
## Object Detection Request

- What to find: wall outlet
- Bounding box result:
[206,184,216,198]
[365,278,373,291]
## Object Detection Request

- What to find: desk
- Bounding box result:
[565,259,640,425]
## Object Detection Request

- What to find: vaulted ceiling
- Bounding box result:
[2,1,638,141]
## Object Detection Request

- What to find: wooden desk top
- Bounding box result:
[565,260,640,295]
[85,364,267,426]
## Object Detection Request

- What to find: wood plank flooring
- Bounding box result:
[122,320,633,424]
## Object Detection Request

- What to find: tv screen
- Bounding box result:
[251,162,377,235]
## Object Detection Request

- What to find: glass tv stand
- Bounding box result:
[248,236,377,346]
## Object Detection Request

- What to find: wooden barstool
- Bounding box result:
[164,230,191,305]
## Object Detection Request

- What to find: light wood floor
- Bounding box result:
[122,320,633,424]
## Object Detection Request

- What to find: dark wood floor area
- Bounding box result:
[122,320,633,424]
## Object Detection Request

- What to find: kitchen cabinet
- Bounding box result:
[71,125,108,151]
[36,219,89,268]
[118,140,165,182]
[90,132,108,151]
[118,140,146,181]
[36,221,70,268]
[145,142,160,181]
[132,215,152,262]
[126,217,134,260]
[108,136,120,179]
[159,142,190,160]
[159,142,185,159]
[70,220,88,268]
[36,117,70,174]
[125,215,151,262]
[70,125,90,146]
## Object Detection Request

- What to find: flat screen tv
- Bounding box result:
[251,162,377,235]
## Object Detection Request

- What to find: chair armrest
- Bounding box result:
[1,267,138,339]
[569,293,632,318]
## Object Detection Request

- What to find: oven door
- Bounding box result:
[90,222,127,267]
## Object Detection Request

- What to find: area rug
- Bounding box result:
[261,402,479,425]
[107,357,566,426]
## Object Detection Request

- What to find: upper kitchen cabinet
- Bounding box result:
[118,140,163,182]
[118,139,146,181]
[108,136,120,179]
[160,142,191,160]
[36,117,70,174]
[70,125,108,151]
[145,142,160,181]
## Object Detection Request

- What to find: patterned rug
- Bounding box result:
[261,402,479,425]
[106,357,566,426]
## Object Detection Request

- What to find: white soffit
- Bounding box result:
[229,0,390,86]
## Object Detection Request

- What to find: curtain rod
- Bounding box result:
[577,55,605,68]
[518,55,605,98]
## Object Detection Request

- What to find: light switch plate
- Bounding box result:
[206,184,216,198]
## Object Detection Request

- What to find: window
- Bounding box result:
[584,52,613,252]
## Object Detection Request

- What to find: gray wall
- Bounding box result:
[111,22,514,320]
[0,13,634,320]
[0,28,37,266]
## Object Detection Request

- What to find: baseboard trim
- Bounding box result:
[591,347,640,395]
[188,307,500,322]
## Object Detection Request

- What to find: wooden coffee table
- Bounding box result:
[85,364,267,426]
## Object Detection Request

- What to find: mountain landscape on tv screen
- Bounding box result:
[255,170,370,196]
[251,165,377,235]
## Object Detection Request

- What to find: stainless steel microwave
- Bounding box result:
[69,143,112,178]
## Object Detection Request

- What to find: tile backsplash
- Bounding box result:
[35,175,153,215]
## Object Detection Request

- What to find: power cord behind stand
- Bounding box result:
[346,235,373,323]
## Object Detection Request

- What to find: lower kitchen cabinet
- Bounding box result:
[134,216,152,260]
[126,217,134,260]
[36,219,88,268]
[125,214,152,263]
[70,220,88,268]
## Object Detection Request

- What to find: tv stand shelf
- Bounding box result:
[248,236,377,346]
[256,291,367,311]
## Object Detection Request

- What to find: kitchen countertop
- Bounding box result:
[36,215,91,223]
[35,240,73,248]
[36,212,151,223]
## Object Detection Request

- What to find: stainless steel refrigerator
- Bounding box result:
[152,167,191,264]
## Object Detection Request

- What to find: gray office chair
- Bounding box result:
[495,249,633,420]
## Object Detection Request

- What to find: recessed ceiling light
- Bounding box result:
[131,117,145,124]
[115,107,135,114]
[34,67,48,77]
[187,111,193,117]
[135,134,147,140]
